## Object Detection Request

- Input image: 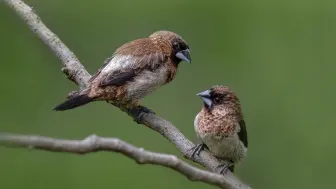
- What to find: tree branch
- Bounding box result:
[0,133,234,189]
[2,0,251,189]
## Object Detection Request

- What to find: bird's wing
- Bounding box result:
[90,38,167,87]
[238,119,248,148]
[194,112,201,139]
[88,56,113,83]
[99,52,166,87]
[193,112,208,145]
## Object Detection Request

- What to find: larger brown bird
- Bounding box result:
[53,31,191,114]
[191,85,248,173]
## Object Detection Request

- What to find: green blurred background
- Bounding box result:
[1,0,335,188]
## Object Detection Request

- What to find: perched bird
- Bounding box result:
[53,30,191,115]
[191,85,248,173]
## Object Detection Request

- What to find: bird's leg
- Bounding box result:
[215,160,234,175]
[132,105,156,124]
[186,143,207,160]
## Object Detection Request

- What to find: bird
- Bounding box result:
[53,30,191,117]
[190,85,248,174]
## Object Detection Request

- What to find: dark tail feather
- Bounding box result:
[53,94,93,111]
[229,165,235,173]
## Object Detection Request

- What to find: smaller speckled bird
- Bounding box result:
[53,30,191,116]
[191,85,248,173]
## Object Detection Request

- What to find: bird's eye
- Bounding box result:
[213,96,221,104]
[173,42,180,49]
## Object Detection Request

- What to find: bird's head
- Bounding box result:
[196,85,241,112]
[149,30,191,65]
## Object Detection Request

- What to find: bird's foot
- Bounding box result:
[138,105,155,114]
[133,105,156,124]
[215,161,234,175]
[186,143,206,160]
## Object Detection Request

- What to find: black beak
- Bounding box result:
[175,49,191,63]
[196,90,212,109]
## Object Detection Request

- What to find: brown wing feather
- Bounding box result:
[238,119,248,148]
[115,38,159,57]
[90,38,168,87]
[89,38,152,84]
[100,71,136,86]
[98,52,167,87]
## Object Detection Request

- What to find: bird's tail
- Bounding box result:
[53,94,94,111]
[229,165,235,173]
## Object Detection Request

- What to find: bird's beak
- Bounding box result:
[196,90,212,109]
[175,49,191,63]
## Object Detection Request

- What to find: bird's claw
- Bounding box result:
[134,111,145,124]
[138,105,155,114]
[134,106,155,124]
[215,161,234,175]
[186,143,206,160]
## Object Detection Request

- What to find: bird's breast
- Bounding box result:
[199,132,247,163]
[196,112,238,135]
[125,66,169,102]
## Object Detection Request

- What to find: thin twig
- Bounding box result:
[2,0,251,189]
